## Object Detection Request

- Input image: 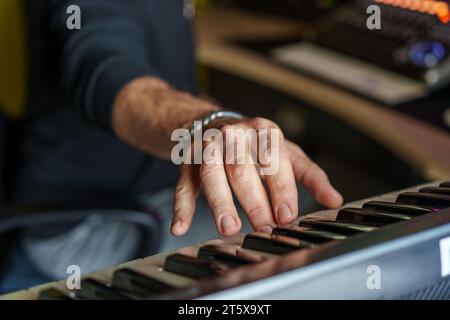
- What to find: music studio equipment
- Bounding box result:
[260,0,450,130]
[2,180,450,300]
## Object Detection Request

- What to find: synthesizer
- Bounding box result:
[2,180,450,300]
[272,0,450,106]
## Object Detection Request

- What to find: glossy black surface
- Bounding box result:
[299,220,377,235]
[337,208,411,225]
[440,182,450,188]
[111,268,175,297]
[198,245,253,267]
[272,227,346,243]
[76,279,131,300]
[397,192,450,209]
[242,234,314,254]
[362,201,434,216]
[164,254,225,279]
[420,187,450,196]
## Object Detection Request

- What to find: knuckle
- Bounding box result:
[208,195,231,213]
[220,124,235,135]
[303,165,323,187]
[250,117,267,128]
[199,163,219,178]
[271,180,290,193]
[227,164,250,182]
[175,184,190,198]
[310,163,327,180]
[251,117,278,129]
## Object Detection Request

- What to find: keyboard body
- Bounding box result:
[2,180,450,300]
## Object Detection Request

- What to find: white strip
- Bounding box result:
[272,42,427,105]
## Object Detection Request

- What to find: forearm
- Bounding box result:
[112,76,219,159]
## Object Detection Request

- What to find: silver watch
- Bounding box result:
[184,110,245,140]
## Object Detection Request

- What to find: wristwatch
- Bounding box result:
[183,110,245,141]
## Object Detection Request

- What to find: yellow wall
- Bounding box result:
[0,0,27,119]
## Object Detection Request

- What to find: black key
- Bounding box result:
[197,245,253,267]
[164,254,225,279]
[397,192,450,209]
[272,226,346,243]
[420,187,450,196]
[112,268,175,297]
[242,233,315,255]
[299,220,377,235]
[363,201,434,216]
[38,288,72,300]
[75,279,131,300]
[440,181,450,187]
[337,208,411,225]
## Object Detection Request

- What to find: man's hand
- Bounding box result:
[112,76,343,237]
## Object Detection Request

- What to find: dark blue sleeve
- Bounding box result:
[49,0,155,132]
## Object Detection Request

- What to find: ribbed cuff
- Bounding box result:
[85,54,154,133]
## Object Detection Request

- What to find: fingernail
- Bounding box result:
[259,225,273,234]
[332,189,344,205]
[277,204,293,224]
[220,215,237,234]
[171,220,183,235]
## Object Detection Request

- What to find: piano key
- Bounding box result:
[111,268,175,297]
[337,208,411,225]
[164,254,226,279]
[396,192,450,209]
[76,279,131,300]
[197,245,254,267]
[38,288,73,300]
[440,181,450,187]
[362,201,434,216]
[242,233,315,255]
[420,187,450,196]
[272,226,346,243]
[299,220,378,235]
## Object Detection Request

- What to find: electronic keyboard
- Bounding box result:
[2,180,450,300]
[272,0,450,105]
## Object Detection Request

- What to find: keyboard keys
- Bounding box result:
[362,201,434,216]
[420,187,450,196]
[164,254,226,279]
[440,181,450,187]
[111,268,175,297]
[272,226,346,243]
[38,288,72,300]
[299,220,377,235]
[242,233,315,255]
[197,245,253,267]
[76,279,131,300]
[397,192,450,209]
[337,208,411,225]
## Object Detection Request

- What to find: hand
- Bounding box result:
[111,76,343,238]
[171,117,343,237]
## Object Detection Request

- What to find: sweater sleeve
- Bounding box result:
[49,0,155,132]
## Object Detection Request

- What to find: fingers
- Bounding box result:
[245,118,298,226]
[263,142,299,226]
[223,125,275,232]
[171,164,200,236]
[286,140,343,208]
[200,146,242,236]
[225,158,275,233]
